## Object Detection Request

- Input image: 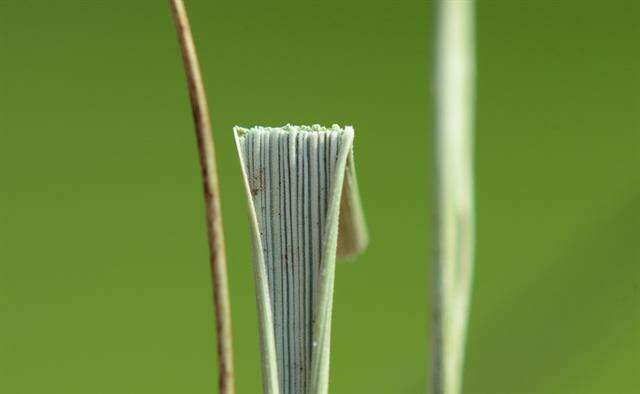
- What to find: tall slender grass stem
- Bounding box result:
[168,1,235,393]
[432,1,476,394]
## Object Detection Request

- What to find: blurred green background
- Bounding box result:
[1,1,638,393]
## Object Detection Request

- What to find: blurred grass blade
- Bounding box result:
[234,125,367,394]
[168,1,236,393]
[432,1,476,394]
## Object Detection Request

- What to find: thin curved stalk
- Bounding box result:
[432,1,476,394]
[168,1,235,393]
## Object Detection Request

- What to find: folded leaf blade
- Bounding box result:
[235,125,366,394]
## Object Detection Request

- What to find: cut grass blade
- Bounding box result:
[235,125,367,394]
